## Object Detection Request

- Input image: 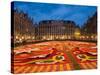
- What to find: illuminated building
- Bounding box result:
[12,10,97,44]
[81,12,97,41]
[36,20,77,40]
[12,10,35,44]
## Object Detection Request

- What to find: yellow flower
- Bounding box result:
[52,55,64,62]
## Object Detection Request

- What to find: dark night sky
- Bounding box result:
[12,1,97,26]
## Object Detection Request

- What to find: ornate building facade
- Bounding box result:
[12,10,97,44]
[36,20,78,40]
[81,12,97,41]
[13,10,35,44]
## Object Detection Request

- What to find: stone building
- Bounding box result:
[81,12,97,41]
[12,10,35,43]
[36,20,77,40]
